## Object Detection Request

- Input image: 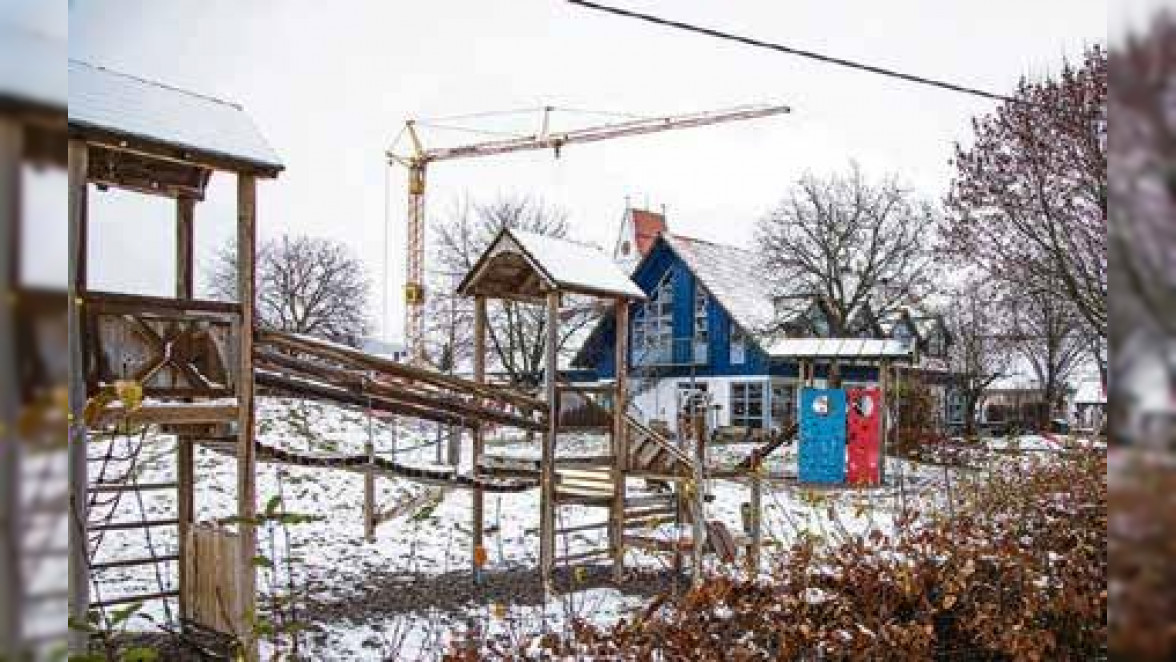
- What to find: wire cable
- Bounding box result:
[566,0,1029,106]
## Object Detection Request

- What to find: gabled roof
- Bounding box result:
[68,60,283,175]
[0,28,65,112]
[458,228,645,301]
[661,234,776,337]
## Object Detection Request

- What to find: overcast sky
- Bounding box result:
[52,0,1109,340]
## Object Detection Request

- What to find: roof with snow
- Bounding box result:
[458,228,646,301]
[768,337,916,361]
[1073,380,1106,405]
[68,60,283,175]
[662,234,778,336]
[0,28,65,112]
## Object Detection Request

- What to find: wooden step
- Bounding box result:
[556,520,611,535]
[624,506,677,520]
[90,518,179,532]
[555,548,611,565]
[91,589,179,608]
[91,481,178,493]
[624,494,676,509]
[92,554,180,571]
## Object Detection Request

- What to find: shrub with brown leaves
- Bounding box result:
[449,454,1106,661]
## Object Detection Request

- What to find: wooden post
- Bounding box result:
[539,291,558,589]
[67,139,90,656]
[363,420,375,543]
[610,298,629,582]
[472,296,486,578]
[175,195,196,621]
[749,466,762,580]
[879,359,890,484]
[691,413,705,586]
[235,174,258,660]
[0,119,22,657]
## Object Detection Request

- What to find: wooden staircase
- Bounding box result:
[626,415,693,477]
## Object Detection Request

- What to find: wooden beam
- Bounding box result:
[71,129,282,179]
[67,138,90,656]
[539,291,558,590]
[252,349,542,431]
[175,193,197,619]
[92,403,239,427]
[176,196,195,300]
[0,118,22,655]
[472,296,486,579]
[255,329,546,413]
[235,173,258,662]
[610,298,629,582]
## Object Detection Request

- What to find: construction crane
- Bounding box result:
[386,103,791,365]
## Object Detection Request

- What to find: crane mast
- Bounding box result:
[388,103,791,366]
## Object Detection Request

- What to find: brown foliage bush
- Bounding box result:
[1108,454,1176,659]
[449,454,1106,660]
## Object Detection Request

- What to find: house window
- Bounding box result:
[946,390,966,424]
[677,381,709,417]
[770,382,796,429]
[693,286,709,364]
[811,308,831,337]
[731,382,765,429]
[893,322,913,343]
[730,326,747,365]
[633,272,674,364]
[927,329,946,357]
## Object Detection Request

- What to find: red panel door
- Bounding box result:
[847,387,881,486]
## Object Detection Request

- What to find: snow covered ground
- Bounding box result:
[88,397,1047,660]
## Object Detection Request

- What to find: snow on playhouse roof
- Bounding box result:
[68,60,283,174]
[458,228,646,301]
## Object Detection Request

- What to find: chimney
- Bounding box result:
[628,208,666,258]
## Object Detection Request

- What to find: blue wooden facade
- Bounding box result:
[577,238,882,384]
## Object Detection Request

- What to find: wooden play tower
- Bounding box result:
[456,227,647,584]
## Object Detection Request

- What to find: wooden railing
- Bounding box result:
[555,384,614,431]
[82,291,241,399]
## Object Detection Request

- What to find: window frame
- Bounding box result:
[730,380,766,429]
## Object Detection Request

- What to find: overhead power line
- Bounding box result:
[566,0,1026,106]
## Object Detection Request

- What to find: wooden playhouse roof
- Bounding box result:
[458,228,646,301]
[68,60,283,177]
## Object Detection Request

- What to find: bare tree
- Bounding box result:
[945,280,1014,437]
[433,196,599,387]
[756,163,941,336]
[946,47,1107,349]
[1006,288,1088,429]
[207,234,371,346]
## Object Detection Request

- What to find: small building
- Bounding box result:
[1071,378,1107,433]
[574,208,953,436]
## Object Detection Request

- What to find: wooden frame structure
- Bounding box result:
[457,227,646,586]
[1,33,68,658]
[66,61,283,659]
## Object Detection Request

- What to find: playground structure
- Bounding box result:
[60,63,919,660]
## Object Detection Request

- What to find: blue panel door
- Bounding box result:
[799,388,848,484]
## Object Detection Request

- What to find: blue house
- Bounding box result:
[574,210,958,435]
